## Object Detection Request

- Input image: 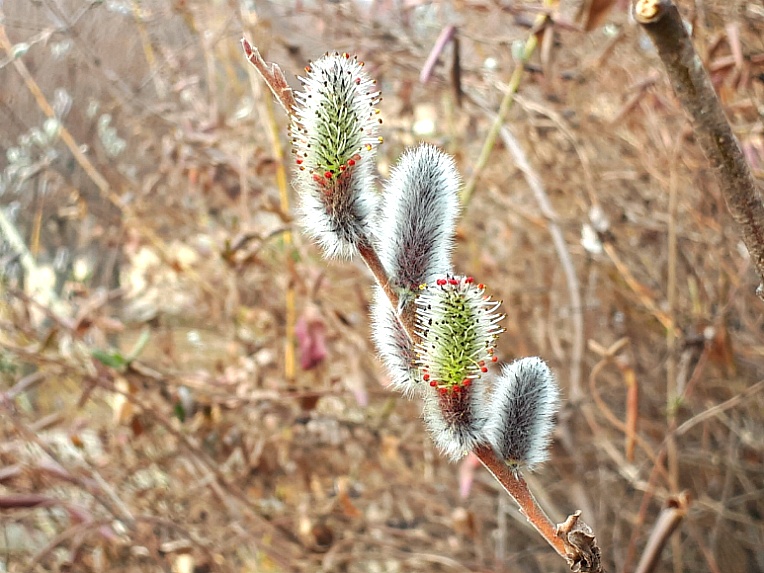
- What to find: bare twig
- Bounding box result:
[420,25,457,84]
[674,378,764,437]
[461,11,547,205]
[633,492,691,573]
[634,0,764,300]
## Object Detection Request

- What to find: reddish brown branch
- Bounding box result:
[357,241,418,347]
[241,38,296,115]
[474,445,603,572]
[634,0,764,299]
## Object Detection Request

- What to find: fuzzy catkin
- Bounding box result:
[415,276,504,391]
[291,53,382,258]
[370,286,420,396]
[416,275,504,458]
[376,144,460,293]
[484,357,560,470]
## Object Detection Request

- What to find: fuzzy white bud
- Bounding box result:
[484,357,560,470]
[291,52,383,258]
[376,144,460,292]
[370,286,420,396]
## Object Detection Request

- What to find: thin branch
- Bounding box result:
[461,12,547,205]
[633,492,690,573]
[475,445,603,572]
[634,0,764,300]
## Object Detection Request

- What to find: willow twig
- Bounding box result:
[475,445,603,572]
[634,0,764,300]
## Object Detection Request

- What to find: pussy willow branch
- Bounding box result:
[241,38,601,572]
[475,445,567,555]
[634,0,764,300]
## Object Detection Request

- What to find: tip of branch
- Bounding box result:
[241,38,253,57]
[556,511,603,573]
[634,0,665,24]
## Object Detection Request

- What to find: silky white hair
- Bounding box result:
[484,357,560,470]
[375,143,460,289]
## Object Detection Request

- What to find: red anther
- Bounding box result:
[305,66,312,73]
[481,366,488,373]
[436,278,447,286]
[347,158,356,166]
[342,52,350,58]
[462,379,471,387]
[448,278,458,285]
[438,387,448,395]
[339,165,346,171]
[312,174,322,182]
[478,283,485,290]
[465,277,474,284]
[423,373,430,381]
[479,360,485,366]
[324,171,333,179]
[429,381,437,387]
[452,386,461,393]
[355,77,361,85]
[491,356,498,362]
[295,158,303,165]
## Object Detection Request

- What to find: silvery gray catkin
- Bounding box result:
[484,357,560,469]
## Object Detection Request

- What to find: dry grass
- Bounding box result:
[1,1,763,572]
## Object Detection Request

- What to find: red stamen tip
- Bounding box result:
[481,367,488,373]
[436,278,447,286]
[491,356,498,362]
[466,277,474,283]
[347,159,355,166]
[423,373,430,381]
[429,381,437,387]
[324,171,333,179]
[478,283,485,290]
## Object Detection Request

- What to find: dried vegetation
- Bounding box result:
[1,1,763,572]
